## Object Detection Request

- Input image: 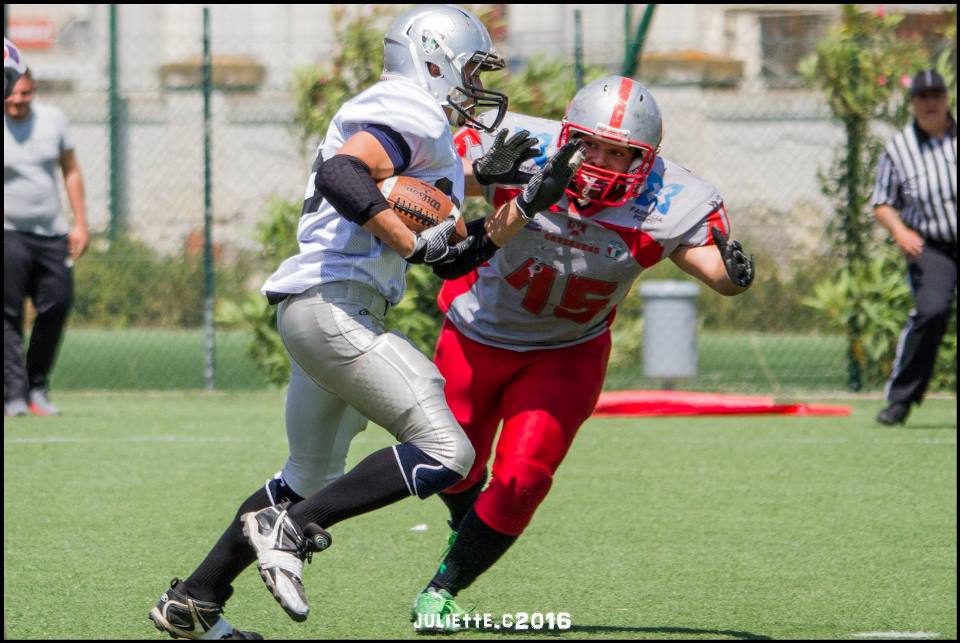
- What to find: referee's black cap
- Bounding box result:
[910,69,947,97]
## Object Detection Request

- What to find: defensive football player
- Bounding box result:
[409,75,755,631]
[149,5,580,639]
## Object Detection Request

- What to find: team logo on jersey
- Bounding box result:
[633,169,684,215]
[454,128,484,160]
[605,241,627,259]
[566,220,588,237]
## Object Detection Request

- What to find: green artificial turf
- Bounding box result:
[4,392,955,640]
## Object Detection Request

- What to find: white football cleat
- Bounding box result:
[241,505,330,622]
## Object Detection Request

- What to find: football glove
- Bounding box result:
[405,213,475,266]
[515,140,585,220]
[472,128,541,186]
[432,217,500,280]
[711,226,754,288]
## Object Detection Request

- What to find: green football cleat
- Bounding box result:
[410,587,467,634]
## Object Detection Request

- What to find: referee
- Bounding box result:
[871,69,957,426]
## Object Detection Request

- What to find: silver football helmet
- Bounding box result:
[382,4,507,133]
[558,75,663,207]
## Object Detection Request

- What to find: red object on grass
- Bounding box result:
[592,390,851,417]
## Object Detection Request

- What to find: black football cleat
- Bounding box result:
[149,578,263,640]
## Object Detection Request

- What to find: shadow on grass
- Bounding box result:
[873,423,957,431]
[473,624,772,639]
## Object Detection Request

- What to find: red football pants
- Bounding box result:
[435,320,611,536]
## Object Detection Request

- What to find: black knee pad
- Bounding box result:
[394,443,463,499]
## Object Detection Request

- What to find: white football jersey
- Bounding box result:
[444,112,730,350]
[262,77,465,305]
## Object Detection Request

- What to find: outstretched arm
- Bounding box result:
[670,227,754,296]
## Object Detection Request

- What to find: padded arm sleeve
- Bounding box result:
[431,217,501,280]
[315,154,392,226]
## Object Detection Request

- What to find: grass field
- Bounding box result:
[3,392,955,640]
[49,329,851,392]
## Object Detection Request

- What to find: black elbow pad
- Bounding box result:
[314,154,391,226]
[432,217,501,280]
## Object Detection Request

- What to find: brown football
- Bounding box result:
[378,175,467,243]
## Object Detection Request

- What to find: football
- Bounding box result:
[378,176,467,243]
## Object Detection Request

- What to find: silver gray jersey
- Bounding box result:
[446,112,729,350]
[262,78,465,305]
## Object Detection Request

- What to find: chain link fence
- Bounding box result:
[6,4,954,393]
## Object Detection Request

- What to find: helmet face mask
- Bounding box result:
[383,5,508,133]
[558,76,663,207]
[437,50,508,131]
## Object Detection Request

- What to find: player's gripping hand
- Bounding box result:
[711,226,755,288]
[515,140,585,220]
[404,211,475,266]
[473,128,541,186]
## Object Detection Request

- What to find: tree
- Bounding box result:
[800,5,952,390]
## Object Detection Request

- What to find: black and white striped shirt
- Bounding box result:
[872,117,957,243]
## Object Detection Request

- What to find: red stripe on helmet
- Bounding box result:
[609,77,633,129]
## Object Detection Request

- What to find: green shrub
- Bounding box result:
[803,242,956,390]
[72,236,252,329]
[215,198,298,386]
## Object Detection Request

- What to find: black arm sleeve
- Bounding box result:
[432,217,501,281]
[314,154,392,226]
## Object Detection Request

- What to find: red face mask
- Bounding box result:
[558,122,658,207]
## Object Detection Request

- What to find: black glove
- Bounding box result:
[404,215,475,266]
[472,128,541,186]
[432,217,501,280]
[711,226,754,288]
[515,140,585,220]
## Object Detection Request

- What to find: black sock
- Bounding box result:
[183,485,275,605]
[288,446,411,529]
[439,473,486,531]
[428,508,517,596]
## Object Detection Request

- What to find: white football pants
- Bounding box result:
[276,281,474,498]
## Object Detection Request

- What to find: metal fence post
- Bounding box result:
[202,6,216,390]
[622,4,656,79]
[574,9,584,91]
[843,40,865,393]
[108,4,125,241]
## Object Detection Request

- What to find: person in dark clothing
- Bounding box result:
[871,69,957,426]
[4,68,90,417]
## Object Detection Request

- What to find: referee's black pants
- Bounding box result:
[885,239,957,405]
[3,231,74,402]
